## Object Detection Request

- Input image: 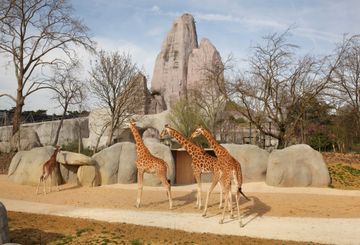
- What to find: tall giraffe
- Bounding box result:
[160,124,223,209]
[36,145,61,195]
[128,120,173,209]
[191,126,249,226]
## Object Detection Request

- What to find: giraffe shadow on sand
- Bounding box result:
[202,195,271,226]
[140,190,197,210]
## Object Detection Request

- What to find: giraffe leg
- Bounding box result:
[218,181,224,209]
[159,174,173,210]
[235,190,243,227]
[36,177,42,195]
[136,170,144,208]
[228,189,234,219]
[194,174,202,209]
[202,172,220,217]
[220,188,229,224]
[49,174,52,193]
[43,177,47,195]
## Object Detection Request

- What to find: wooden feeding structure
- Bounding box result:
[171,148,216,185]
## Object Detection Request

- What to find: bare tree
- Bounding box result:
[224,31,337,148]
[89,50,140,146]
[330,35,360,138]
[0,0,94,137]
[188,55,232,135]
[47,61,86,146]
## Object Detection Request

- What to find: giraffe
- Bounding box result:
[36,145,61,195]
[128,120,173,209]
[160,124,223,209]
[191,126,249,226]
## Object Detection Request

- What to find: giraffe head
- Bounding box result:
[160,124,171,140]
[128,118,136,128]
[190,126,206,139]
[55,145,61,153]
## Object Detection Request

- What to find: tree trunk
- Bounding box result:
[106,122,114,146]
[277,127,286,149]
[53,104,68,146]
[12,89,24,135]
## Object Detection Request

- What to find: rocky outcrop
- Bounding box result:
[93,140,175,186]
[187,38,223,90]
[0,142,10,153]
[8,146,99,186]
[8,146,61,186]
[266,144,330,187]
[0,202,9,244]
[10,127,42,151]
[151,13,198,108]
[222,144,269,182]
[92,142,137,185]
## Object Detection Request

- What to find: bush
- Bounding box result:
[61,141,93,156]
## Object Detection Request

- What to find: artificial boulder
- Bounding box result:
[57,151,95,165]
[222,144,269,182]
[8,146,61,186]
[93,140,175,186]
[0,142,10,153]
[77,165,100,187]
[10,127,42,151]
[266,144,330,187]
[0,202,10,244]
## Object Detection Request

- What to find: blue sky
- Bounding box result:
[1,0,360,113]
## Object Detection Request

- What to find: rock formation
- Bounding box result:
[266,144,330,187]
[222,144,269,182]
[0,202,9,244]
[8,146,99,187]
[151,13,199,108]
[187,38,224,90]
[93,140,175,186]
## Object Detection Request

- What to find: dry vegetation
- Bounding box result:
[8,211,320,245]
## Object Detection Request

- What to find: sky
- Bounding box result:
[1,0,360,114]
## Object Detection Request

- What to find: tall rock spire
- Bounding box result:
[151,13,198,108]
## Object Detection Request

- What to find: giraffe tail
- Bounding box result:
[167,179,171,185]
[238,187,250,201]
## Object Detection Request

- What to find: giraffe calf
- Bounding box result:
[36,146,61,195]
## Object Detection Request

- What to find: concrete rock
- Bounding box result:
[151,13,198,107]
[0,142,11,153]
[93,140,175,186]
[57,151,95,165]
[8,146,62,186]
[92,142,137,185]
[222,144,269,182]
[266,144,330,187]
[187,38,223,90]
[59,164,78,184]
[77,165,100,187]
[10,127,42,151]
[0,202,10,244]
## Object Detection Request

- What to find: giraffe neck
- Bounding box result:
[129,124,149,155]
[201,128,227,157]
[167,127,203,156]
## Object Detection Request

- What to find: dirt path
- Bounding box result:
[2,198,360,245]
[1,175,360,244]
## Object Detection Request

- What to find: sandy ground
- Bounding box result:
[1,174,360,244]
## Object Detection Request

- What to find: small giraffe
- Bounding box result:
[128,120,173,209]
[36,145,61,195]
[191,126,249,226]
[160,124,223,209]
